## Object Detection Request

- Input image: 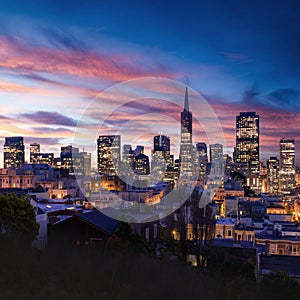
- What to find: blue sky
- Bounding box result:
[0,0,299,165]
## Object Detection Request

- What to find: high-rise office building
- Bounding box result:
[235,112,260,175]
[30,143,54,166]
[97,135,121,175]
[134,153,150,175]
[122,144,135,169]
[279,138,295,195]
[196,142,208,181]
[179,87,193,177]
[123,144,132,157]
[73,151,91,177]
[267,156,279,195]
[60,145,79,172]
[31,153,54,166]
[134,145,144,156]
[210,143,223,162]
[153,134,171,163]
[30,143,40,154]
[209,143,224,176]
[4,137,25,169]
[197,142,207,157]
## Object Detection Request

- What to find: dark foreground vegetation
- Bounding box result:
[0,240,300,300]
[1,193,300,299]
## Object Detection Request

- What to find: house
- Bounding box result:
[48,210,119,246]
[259,255,300,280]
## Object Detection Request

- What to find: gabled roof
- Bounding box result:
[75,210,119,234]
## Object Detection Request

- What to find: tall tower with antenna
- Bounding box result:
[179,87,193,178]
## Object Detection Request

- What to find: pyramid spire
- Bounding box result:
[184,86,189,111]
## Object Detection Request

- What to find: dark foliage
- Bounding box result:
[0,193,39,243]
[258,272,300,300]
[0,242,256,300]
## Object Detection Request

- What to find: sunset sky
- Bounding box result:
[0,0,299,166]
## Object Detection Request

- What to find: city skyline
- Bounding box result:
[1,2,300,297]
[0,83,298,169]
[0,112,298,170]
[0,1,299,166]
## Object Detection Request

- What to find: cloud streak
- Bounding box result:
[0,35,172,83]
[21,111,78,127]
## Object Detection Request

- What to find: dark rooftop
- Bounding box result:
[76,210,119,234]
[260,255,300,277]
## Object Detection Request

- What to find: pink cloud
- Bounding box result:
[0,36,172,82]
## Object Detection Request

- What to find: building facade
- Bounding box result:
[60,145,79,172]
[267,156,279,195]
[153,134,171,165]
[179,87,193,178]
[134,153,150,175]
[279,138,295,195]
[4,136,25,169]
[97,135,121,175]
[196,142,208,182]
[235,112,260,176]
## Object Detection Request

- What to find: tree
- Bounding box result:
[0,193,39,242]
[166,188,190,261]
[219,255,255,279]
[258,272,300,300]
[176,204,189,261]
[191,188,216,269]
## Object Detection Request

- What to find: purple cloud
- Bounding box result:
[21,111,77,127]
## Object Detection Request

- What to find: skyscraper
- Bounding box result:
[235,112,260,175]
[97,135,121,175]
[60,145,79,172]
[30,143,54,166]
[196,142,208,181]
[4,137,25,169]
[31,153,54,166]
[267,156,279,195]
[179,87,193,177]
[210,143,223,162]
[122,144,135,169]
[134,145,144,156]
[30,143,40,155]
[279,138,295,195]
[209,143,224,176]
[73,151,91,177]
[153,134,171,165]
[134,153,150,175]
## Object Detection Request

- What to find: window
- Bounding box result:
[228,230,232,237]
